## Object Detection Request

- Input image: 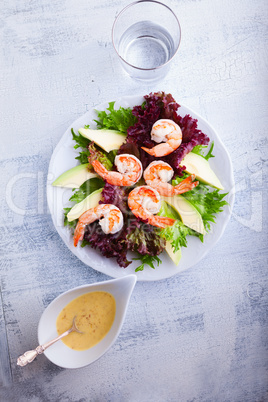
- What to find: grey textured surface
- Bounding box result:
[0,0,267,401]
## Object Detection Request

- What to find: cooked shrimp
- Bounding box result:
[92,154,143,186]
[141,119,182,157]
[128,186,175,229]
[73,204,123,247]
[144,161,199,196]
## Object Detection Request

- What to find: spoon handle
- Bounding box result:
[17,328,72,367]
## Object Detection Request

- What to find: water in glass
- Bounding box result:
[118,21,175,69]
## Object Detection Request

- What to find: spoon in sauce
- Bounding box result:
[17,316,82,367]
[18,275,137,369]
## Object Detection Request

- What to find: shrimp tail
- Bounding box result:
[141,146,155,156]
[141,143,176,157]
[92,160,108,177]
[174,174,199,195]
[73,223,86,247]
[149,216,176,228]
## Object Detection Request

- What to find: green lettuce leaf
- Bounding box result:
[71,128,91,164]
[63,207,77,229]
[71,103,136,165]
[158,201,201,253]
[133,254,162,272]
[172,175,228,231]
[191,141,215,160]
[94,101,137,132]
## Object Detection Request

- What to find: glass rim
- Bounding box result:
[111,0,181,72]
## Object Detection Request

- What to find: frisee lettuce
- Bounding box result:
[133,254,162,272]
[94,101,137,132]
[71,128,91,164]
[172,175,228,232]
[63,207,77,228]
[158,201,201,253]
[71,101,135,165]
[182,185,228,231]
[191,141,215,160]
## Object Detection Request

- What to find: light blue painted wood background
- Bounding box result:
[0,0,267,400]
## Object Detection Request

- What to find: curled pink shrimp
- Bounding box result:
[92,154,142,186]
[141,119,182,157]
[128,186,175,229]
[143,161,198,197]
[73,204,123,247]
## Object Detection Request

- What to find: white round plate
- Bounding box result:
[47,95,235,281]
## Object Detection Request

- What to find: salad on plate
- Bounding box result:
[52,92,229,273]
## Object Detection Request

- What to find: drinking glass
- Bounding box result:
[112,0,181,81]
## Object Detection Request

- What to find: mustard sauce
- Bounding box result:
[56,291,116,351]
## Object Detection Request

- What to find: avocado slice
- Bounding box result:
[181,152,224,190]
[78,128,127,153]
[162,195,206,235]
[165,241,182,265]
[52,164,97,189]
[67,188,103,222]
[157,200,182,266]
